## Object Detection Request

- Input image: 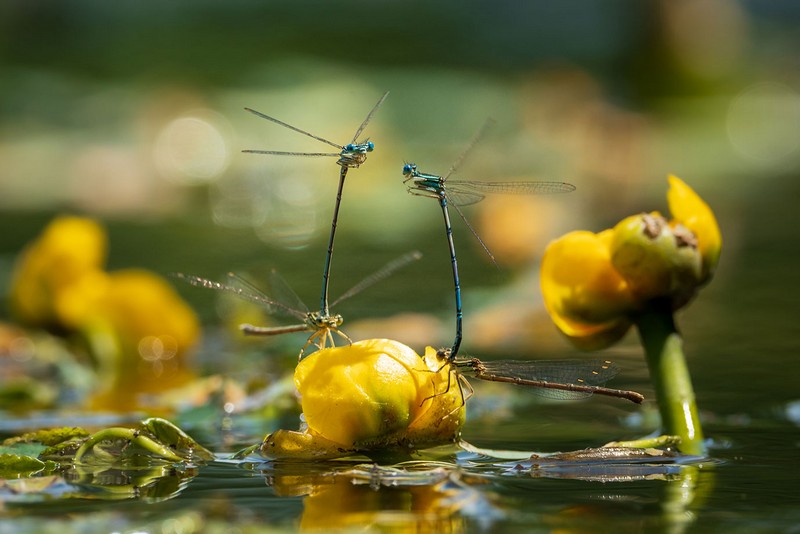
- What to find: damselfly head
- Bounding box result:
[436,347,454,362]
[308,311,344,329]
[343,141,374,154]
[402,163,417,176]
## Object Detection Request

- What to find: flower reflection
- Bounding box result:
[265,463,485,533]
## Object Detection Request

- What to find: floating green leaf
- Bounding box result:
[2,427,90,447]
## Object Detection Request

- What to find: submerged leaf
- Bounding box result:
[504,446,696,482]
[0,442,49,459]
[0,453,47,478]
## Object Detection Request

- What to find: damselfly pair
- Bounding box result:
[177,92,391,358]
[396,123,640,404]
[402,120,575,359]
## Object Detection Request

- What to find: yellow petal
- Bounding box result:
[550,313,633,351]
[541,230,636,345]
[53,271,110,328]
[261,428,349,461]
[667,175,722,282]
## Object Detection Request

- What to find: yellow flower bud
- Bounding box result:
[263,340,465,459]
[8,216,201,411]
[295,339,425,446]
[610,212,702,303]
[540,175,721,348]
[102,270,200,355]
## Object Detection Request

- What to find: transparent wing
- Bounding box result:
[443,189,485,207]
[331,250,423,308]
[446,180,576,196]
[442,119,496,182]
[448,201,498,266]
[243,107,343,150]
[350,91,390,144]
[461,359,620,400]
[224,272,309,321]
[173,272,307,321]
[263,269,310,316]
[241,149,340,157]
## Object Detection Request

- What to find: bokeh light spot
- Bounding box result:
[727,82,800,165]
[155,113,231,185]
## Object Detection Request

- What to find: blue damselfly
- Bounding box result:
[403,122,575,359]
[243,91,390,318]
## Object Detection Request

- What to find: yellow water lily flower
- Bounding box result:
[540,175,721,455]
[262,339,465,459]
[541,175,721,349]
[9,216,107,327]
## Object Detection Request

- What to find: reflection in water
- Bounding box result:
[64,464,199,503]
[245,449,714,532]
[261,462,485,532]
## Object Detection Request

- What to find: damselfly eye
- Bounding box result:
[345,143,355,151]
[366,141,375,151]
[402,163,414,175]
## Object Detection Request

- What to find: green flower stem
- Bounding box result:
[635,306,706,456]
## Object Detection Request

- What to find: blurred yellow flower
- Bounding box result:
[9,216,107,327]
[86,270,200,409]
[541,175,721,349]
[7,216,200,411]
[262,339,465,459]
